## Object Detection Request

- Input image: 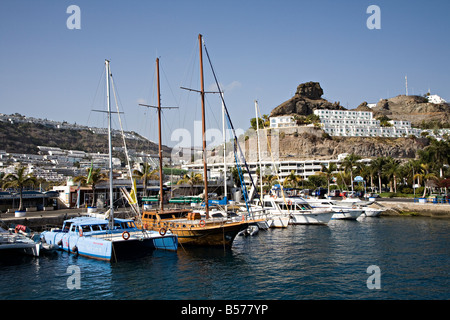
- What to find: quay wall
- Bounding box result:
[375,201,450,217]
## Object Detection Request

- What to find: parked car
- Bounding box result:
[366,193,381,198]
[313,188,327,198]
[329,190,341,197]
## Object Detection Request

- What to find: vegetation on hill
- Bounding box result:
[0,121,168,155]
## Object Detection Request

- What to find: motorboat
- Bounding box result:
[40,216,177,261]
[306,199,363,220]
[0,225,40,257]
[252,195,334,226]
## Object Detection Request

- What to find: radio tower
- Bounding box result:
[405,75,408,96]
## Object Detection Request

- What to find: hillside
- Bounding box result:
[358,95,450,128]
[0,120,171,156]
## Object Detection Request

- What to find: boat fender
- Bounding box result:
[79,229,83,237]
[15,225,27,233]
[352,205,356,209]
[199,220,206,228]
[288,200,292,206]
[241,215,245,221]
[159,228,166,236]
[144,223,148,229]
[167,228,172,234]
[122,231,130,240]
[71,246,78,253]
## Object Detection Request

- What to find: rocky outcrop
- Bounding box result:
[370,95,450,126]
[270,82,345,117]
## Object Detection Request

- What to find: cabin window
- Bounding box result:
[264,201,274,208]
[63,222,72,232]
[81,225,91,233]
[91,225,103,231]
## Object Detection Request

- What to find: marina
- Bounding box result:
[1,1,450,306]
[0,216,448,300]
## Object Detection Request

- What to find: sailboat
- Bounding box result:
[139,45,249,248]
[40,60,178,261]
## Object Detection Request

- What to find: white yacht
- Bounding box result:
[306,199,363,220]
[252,195,334,226]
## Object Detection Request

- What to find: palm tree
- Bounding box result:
[319,163,337,195]
[415,163,438,197]
[2,166,37,212]
[370,156,386,193]
[341,153,361,192]
[403,159,422,189]
[424,139,450,178]
[283,170,303,189]
[177,173,203,195]
[133,163,159,197]
[382,157,401,193]
[73,167,108,207]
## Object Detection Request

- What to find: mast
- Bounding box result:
[139,59,178,212]
[105,59,114,225]
[222,94,227,209]
[199,34,210,219]
[156,58,164,212]
[255,100,263,204]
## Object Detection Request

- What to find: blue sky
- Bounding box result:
[1,0,449,148]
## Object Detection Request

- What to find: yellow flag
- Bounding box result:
[129,179,137,205]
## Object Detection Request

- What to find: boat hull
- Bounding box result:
[290,211,334,225]
[41,230,178,261]
[141,216,248,247]
[331,209,363,220]
[269,216,290,228]
[360,209,383,217]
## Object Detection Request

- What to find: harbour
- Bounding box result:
[0,215,448,300]
[1,1,450,308]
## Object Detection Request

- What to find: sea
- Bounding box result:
[0,216,448,309]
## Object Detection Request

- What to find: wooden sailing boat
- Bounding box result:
[139,40,249,247]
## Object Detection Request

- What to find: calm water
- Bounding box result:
[0,217,448,300]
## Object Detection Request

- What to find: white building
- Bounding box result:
[182,155,372,189]
[270,116,296,128]
[427,94,446,104]
[313,109,421,138]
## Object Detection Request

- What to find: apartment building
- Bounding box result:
[313,109,422,138]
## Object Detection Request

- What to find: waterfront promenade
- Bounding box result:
[1,199,449,233]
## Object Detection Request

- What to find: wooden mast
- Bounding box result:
[156,58,164,212]
[199,34,210,219]
[139,59,178,212]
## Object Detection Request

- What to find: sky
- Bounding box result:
[1,0,449,149]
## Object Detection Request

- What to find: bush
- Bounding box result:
[400,187,414,194]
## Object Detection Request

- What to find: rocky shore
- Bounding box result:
[373,200,450,217]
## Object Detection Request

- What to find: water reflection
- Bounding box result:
[0,217,448,300]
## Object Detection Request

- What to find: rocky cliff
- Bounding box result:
[244,82,450,161]
[270,82,345,117]
[358,95,450,127]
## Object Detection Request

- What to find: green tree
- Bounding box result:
[318,163,337,195]
[370,156,387,193]
[283,170,303,188]
[382,157,401,193]
[341,153,362,192]
[177,173,203,195]
[133,163,159,197]
[2,166,37,211]
[73,167,108,207]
